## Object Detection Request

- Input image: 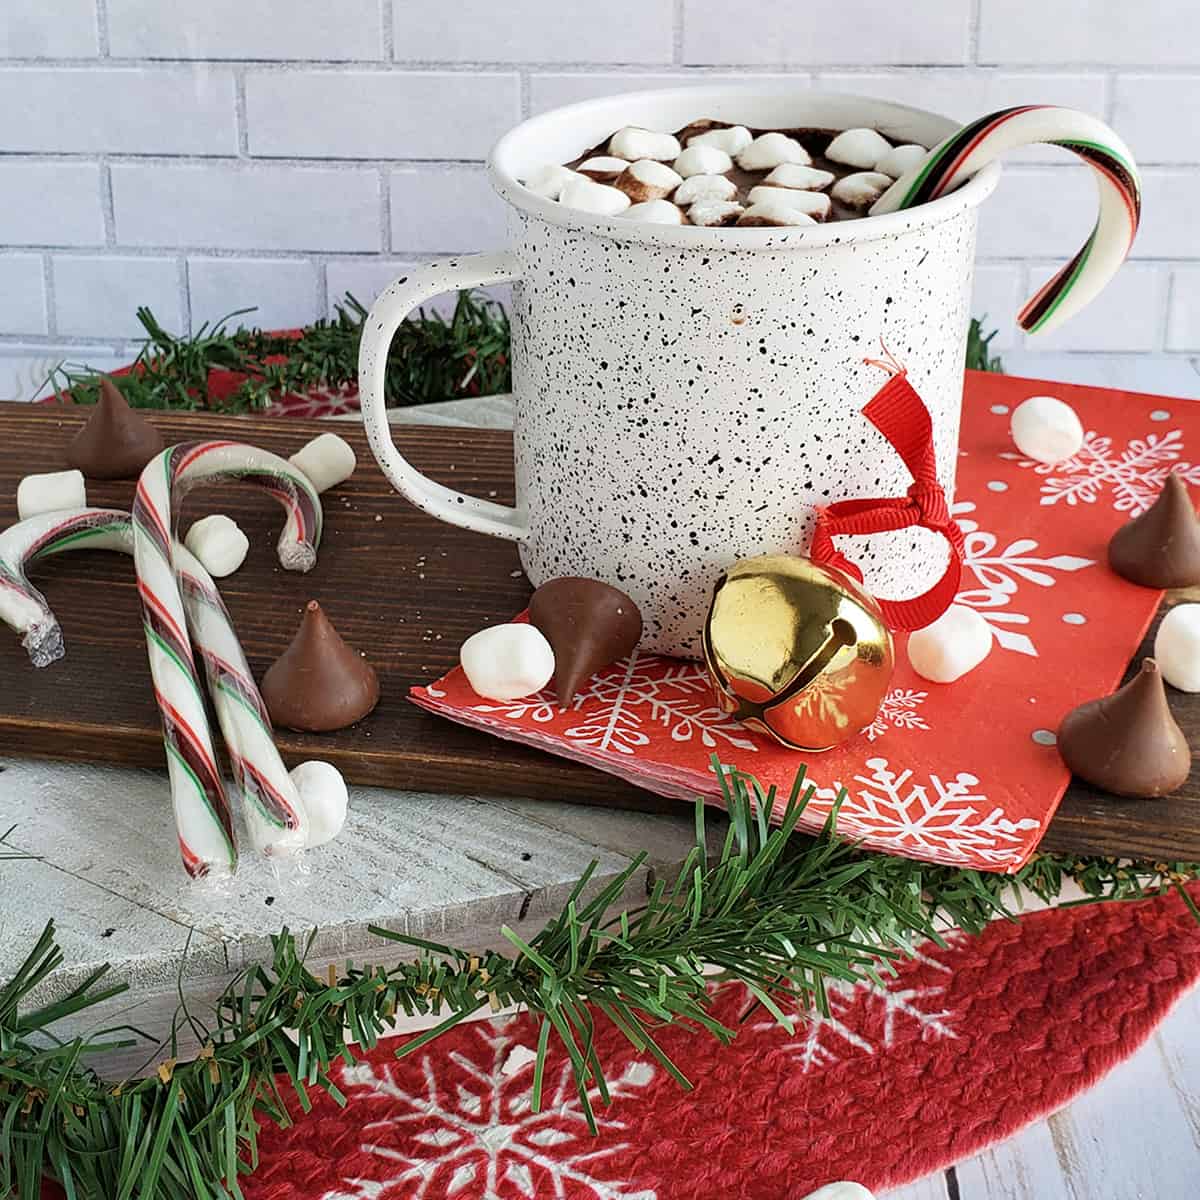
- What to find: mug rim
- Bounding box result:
[488,85,1001,250]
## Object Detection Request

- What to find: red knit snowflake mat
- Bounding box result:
[235,888,1200,1200]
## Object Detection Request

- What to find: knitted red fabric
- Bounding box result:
[227,887,1200,1200]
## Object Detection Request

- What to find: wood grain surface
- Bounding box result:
[1,401,1197,863]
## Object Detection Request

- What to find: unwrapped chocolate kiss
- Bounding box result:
[261,601,380,732]
[1057,658,1190,798]
[65,377,164,479]
[528,577,642,704]
[1108,473,1200,589]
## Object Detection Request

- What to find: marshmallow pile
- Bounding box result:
[523,121,928,228]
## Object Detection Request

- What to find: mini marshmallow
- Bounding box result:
[825,127,893,170]
[831,171,893,210]
[1010,395,1085,465]
[16,469,86,521]
[608,126,680,162]
[876,143,929,179]
[673,144,733,178]
[687,125,753,155]
[559,177,631,216]
[615,159,683,202]
[289,432,357,494]
[907,604,992,684]
[289,759,349,848]
[523,164,579,199]
[623,199,685,224]
[1155,604,1200,692]
[674,173,738,205]
[736,132,812,171]
[746,185,831,220]
[764,163,836,191]
[798,1185,876,1200]
[576,156,629,182]
[460,623,555,701]
[688,200,745,227]
[737,200,818,227]
[184,513,250,578]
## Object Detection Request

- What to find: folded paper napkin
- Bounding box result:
[414,373,1192,872]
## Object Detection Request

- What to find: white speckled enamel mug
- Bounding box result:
[358,88,1057,655]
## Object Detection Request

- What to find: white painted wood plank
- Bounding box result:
[882,1170,951,1199]
[0,756,666,984]
[954,981,1200,1199]
[0,855,226,996]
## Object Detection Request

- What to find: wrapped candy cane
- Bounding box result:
[174,543,308,858]
[133,441,323,876]
[871,106,1141,335]
[0,508,132,668]
[0,505,316,866]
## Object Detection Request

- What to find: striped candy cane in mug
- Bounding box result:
[133,442,323,876]
[871,106,1141,335]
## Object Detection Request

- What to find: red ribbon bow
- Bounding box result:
[809,367,964,632]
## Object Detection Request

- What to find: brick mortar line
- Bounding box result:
[93,0,110,58]
[8,154,1199,170]
[3,246,1196,265]
[41,254,57,338]
[3,332,1193,359]
[2,57,1198,73]
[380,0,394,60]
[234,68,250,156]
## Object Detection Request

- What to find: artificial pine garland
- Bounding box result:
[50,292,512,413]
[2,763,1197,1200]
[49,304,994,415]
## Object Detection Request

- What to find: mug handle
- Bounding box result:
[358,252,528,541]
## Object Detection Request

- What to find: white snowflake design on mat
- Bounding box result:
[952,500,1093,657]
[863,688,929,742]
[816,757,1040,868]
[327,1019,656,1200]
[750,937,965,1072]
[484,651,758,757]
[1003,428,1200,514]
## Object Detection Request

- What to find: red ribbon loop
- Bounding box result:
[810,370,964,632]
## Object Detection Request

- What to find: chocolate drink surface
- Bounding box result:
[556,120,911,225]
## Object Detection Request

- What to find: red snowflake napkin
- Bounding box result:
[413,372,1197,872]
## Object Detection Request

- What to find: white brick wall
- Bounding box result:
[0,3,1196,397]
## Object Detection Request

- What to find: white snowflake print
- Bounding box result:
[863,688,929,742]
[1003,428,1200,514]
[816,757,1040,868]
[327,1019,657,1200]
[749,935,967,1071]
[547,651,758,757]
[952,500,1093,657]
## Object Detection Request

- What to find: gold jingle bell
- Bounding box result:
[702,554,894,752]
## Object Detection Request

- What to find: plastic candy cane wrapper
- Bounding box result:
[872,105,1141,335]
[0,508,132,667]
[174,542,311,861]
[133,441,323,877]
[0,501,327,878]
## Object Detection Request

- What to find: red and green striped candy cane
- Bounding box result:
[175,543,309,860]
[871,105,1141,336]
[1,500,319,872]
[0,507,132,668]
[133,441,323,877]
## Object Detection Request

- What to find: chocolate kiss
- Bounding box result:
[65,377,164,479]
[261,601,380,732]
[1057,658,1190,798]
[528,577,642,704]
[1108,473,1200,589]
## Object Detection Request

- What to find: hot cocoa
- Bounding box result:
[524,119,929,226]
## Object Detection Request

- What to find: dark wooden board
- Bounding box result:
[0,401,1197,863]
